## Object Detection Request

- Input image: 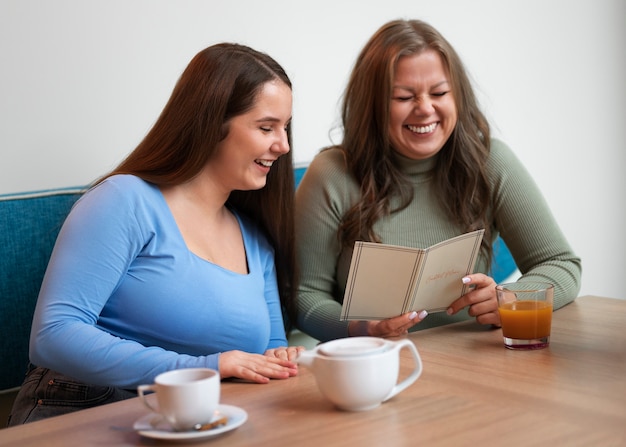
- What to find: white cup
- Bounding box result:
[137,368,220,431]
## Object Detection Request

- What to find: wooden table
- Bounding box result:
[1,295,624,446]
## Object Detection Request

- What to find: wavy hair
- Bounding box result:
[337,19,493,263]
[98,43,298,328]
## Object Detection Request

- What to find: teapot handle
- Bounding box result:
[383,339,423,402]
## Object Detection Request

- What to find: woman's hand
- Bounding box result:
[265,346,305,362]
[218,350,299,384]
[347,310,428,338]
[447,274,501,326]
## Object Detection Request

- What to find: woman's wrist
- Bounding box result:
[348,320,370,337]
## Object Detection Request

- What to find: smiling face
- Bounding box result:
[388,50,458,160]
[209,80,292,192]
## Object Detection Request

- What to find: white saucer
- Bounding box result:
[133,404,248,441]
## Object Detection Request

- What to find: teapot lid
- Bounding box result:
[318,337,388,357]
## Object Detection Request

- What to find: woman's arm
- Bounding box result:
[29,179,218,388]
[489,139,582,309]
[294,150,356,342]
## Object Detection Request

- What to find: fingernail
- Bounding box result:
[409,311,418,320]
[446,307,453,315]
[462,276,471,284]
[418,310,428,320]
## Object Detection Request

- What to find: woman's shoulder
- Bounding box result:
[98,174,154,191]
[308,146,349,175]
[303,146,356,189]
[302,146,359,190]
[486,138,527,173]
[76,175,162,219]
[63,175,165,243]
[88,175,158,201]
[297,146,360,208]
[486,138,540,193]
[488,138,521,163]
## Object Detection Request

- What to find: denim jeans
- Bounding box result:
[7,365,136,426]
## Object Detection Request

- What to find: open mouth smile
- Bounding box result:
[407,123,437,134]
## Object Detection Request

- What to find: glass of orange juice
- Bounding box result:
[495,282,554,350]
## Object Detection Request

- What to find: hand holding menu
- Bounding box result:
[340,229,484,320]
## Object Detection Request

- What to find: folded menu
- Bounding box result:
[340,229,484,320]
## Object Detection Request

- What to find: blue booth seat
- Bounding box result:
[0,187,85,392]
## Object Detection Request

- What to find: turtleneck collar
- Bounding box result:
[390,149,438,179]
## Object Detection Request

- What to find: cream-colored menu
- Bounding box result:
[340,229,484,320]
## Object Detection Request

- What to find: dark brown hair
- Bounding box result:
[98,43,298,328]
[337,19,493,263]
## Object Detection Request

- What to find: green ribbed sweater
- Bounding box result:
[295,139,582,342]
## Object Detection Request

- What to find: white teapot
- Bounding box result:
[297,337,422,411]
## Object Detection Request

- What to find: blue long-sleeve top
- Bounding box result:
[29,175,288,388]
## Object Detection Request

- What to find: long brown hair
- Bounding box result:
[338,19,493,263]
[98,43,298,328]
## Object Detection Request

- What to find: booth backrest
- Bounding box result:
[0,187,84,390]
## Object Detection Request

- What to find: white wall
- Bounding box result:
[2,0,624,300]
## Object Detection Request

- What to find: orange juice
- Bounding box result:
[498,301,552,339]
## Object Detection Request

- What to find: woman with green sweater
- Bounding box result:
[295,19,581,342]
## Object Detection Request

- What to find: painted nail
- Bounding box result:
[462,276,471,284]
[418,310,428,319]
[408,311,418,320]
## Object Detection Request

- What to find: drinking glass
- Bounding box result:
[496,282,554,350]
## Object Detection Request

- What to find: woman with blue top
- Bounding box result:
[9,43,302,425]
